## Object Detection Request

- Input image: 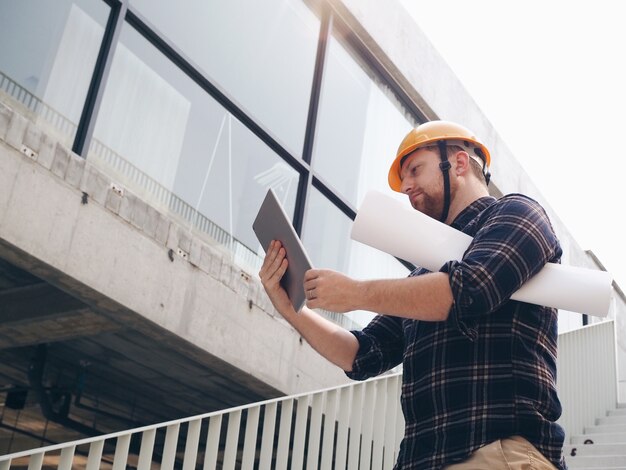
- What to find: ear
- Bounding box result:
[452,150,471,176]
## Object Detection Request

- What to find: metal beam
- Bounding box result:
[0,283,85,324]
[0,284,121,348]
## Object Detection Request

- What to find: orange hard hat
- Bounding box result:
[388,120,491,192]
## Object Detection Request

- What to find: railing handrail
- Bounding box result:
[0,320,618,465]
[556,319,617,440]
[558,318,614,336]
[0,70,77,133]
[0,371,402,461]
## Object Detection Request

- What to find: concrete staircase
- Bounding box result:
[564,403,626,469]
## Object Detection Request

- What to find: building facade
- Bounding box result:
[0,0,624,457]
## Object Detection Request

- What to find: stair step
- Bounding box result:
[564,444,626,456]
[566,467,626,470]
[598,416,626,425]
[571,432,626,444]
[565,405,626,469]
[565,455,626,468]
[585,424,626,434]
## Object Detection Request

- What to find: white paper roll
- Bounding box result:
[351,190,613,318]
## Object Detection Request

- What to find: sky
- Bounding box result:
[398,0,626,289]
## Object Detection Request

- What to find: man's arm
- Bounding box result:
[280,306,359,371]
[259,241,359,371]
[305,196,560,324]
[304,269,453,321]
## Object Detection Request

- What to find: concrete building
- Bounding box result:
[0,0,624,461]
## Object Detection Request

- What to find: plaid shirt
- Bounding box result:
[347,194,566,469]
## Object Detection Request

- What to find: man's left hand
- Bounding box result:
[303,269,360,313]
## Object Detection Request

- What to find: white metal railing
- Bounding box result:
[0,70,78,140]
[556,320,618,440]
[0,373,404,470]
[0,321,617,468]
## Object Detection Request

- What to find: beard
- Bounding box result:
[410,179,456,222]
[410,192,443,220]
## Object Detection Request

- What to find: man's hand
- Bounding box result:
[259,240,296,316]
[304,269,360,313]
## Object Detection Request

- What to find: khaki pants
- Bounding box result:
[443,436,557,469]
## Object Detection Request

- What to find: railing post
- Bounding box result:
[291,396,310,470]
[86,440,104,470]
[384,375,400,469]
[306,392,324,470]
[372,379,388,468]
[335,386,352,469]
[161,423,181,470]
[183,419,202,470]
[58,445,76,470]
[395,386,406,461]
[27,452,43,470]
[241,406,261,470]
[347,383,365,470]
[259,402,278,470]
[320,389,338,469]
[275,399,294,470]
[203,415,222,470]
[360,380,377,470]
[223,411,242,470]
[112,434,131,470]
[137,429,157,470]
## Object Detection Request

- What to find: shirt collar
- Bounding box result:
[451,196,496,230]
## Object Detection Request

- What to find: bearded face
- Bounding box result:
[400,148,457,221]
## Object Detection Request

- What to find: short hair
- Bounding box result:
[419,144,488,186]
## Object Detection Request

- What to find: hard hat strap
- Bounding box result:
[473,146,491,185]
[437,140,452,222]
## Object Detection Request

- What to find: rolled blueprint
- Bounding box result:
[350,190,613,318]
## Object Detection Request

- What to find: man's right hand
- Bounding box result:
[259,240,296,316]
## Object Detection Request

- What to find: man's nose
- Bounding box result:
[400,178,412,194]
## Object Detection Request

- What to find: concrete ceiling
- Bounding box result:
[0,257,281,457]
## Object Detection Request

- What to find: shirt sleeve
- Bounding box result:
[439,194,561,340]
[345,314,405,381]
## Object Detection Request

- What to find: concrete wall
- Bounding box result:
[0,101,349,397]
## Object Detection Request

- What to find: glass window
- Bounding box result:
[0,0,109,148]
[312,31,420,207]
[89,24,299,271]
[302,188,409,327]
[128,0,320,158]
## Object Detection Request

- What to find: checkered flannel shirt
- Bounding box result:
[347,194,567,469]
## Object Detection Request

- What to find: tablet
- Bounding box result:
[253,189,313,312]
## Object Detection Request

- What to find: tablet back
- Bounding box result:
[252,189,313,312]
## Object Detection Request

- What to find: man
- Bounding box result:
[259,120,566,469]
